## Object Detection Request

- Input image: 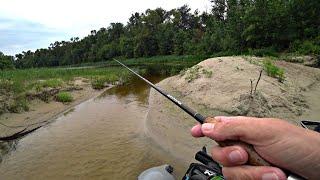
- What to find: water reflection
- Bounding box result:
[99,71,167,104]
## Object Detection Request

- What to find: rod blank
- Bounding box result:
[114,59,206,123]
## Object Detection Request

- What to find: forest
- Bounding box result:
[1,0,320,69]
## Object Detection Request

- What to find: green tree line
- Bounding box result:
[4,0,320,69]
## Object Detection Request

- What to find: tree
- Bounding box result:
[0,52,14,70]
[12,1,320,68]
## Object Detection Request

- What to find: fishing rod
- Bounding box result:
[114,59,303,180]
[114,59,206,124]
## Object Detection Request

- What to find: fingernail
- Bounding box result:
[262,173,279,180]
[228,150,243,163]
[201,123,214,132]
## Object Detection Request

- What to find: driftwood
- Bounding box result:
[249,69,263,97]
[250,79,255,97]
[254,69,263,94]
[0,126,42,141]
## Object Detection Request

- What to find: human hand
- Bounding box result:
[191,116,320,180]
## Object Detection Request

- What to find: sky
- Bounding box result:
[0,0,211,55]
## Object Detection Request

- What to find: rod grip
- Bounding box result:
[205,117,271,166]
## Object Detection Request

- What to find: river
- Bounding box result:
[0,74,187,179]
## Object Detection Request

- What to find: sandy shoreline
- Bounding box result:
[0,85,112,138]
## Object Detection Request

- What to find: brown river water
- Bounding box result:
[0,74,187,179]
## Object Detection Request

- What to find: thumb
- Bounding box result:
[222,165,287,180]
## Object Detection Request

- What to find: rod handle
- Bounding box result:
[205,117,271,166]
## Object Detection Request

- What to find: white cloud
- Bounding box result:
[0,0,211,55]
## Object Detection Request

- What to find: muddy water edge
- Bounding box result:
[0,66,190,179]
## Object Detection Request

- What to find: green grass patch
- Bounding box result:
[182,65,213,82]
[8,97,29,113]
[0,67,131,92]
[56,92,73,103]
[247,47,279,57]
[184,65,202,82]
[263,60,285,82]
[34,79,64,91]
[202,68,213,78]
[289,40,320,55]
[91,75,117,89]
[0,66,132,113]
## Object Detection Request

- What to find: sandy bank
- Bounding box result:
[145,56,320,162]
[0,77,113,138]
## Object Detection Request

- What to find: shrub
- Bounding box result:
[91,78,106,90]
[248,47,279,57]
[179,69,187,77]
[56,92,73,103]
[0,52,15,70]
[185,65,202,82]
[202,68,213,78]
[35,79,64,91]
[8,97,29,113]
[290,40,320,55]
[263,60,285,82]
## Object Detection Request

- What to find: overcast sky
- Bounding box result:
[0,0,211,55]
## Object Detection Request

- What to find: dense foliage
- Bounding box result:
[10,0,320,68]
[0,52,15,70]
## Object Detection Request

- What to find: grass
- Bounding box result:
[56,92,73,103]
[0,66,132,114]
[263,59,285,82]
[0,67,131,92]
[202,68,213,78]
[184,65,202,82]
[181,65,213,82]
[34,79,64,91]
[91,75,118,89]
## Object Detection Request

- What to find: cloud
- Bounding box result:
[0,0,211,55]
[0,17,67,55]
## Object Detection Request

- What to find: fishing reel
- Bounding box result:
[183,147,224,180]
[138,147,223,180]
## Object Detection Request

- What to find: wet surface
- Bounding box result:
[0,74,187,179]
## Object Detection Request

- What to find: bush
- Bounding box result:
[91,78,106,90]
[202,68,213,78]
[56,92,73,103]
[290,40,320,55]
[185,65,202,82]
[263,60,285,82]
[248,47,279,57]
[8,97,29,113]
[0,52,15,70]
[35,79,64,91]
[91,75,119,89]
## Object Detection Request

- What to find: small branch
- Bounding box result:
[254,69,263,94]
[0,126,42,141]
[250,79,255,97]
